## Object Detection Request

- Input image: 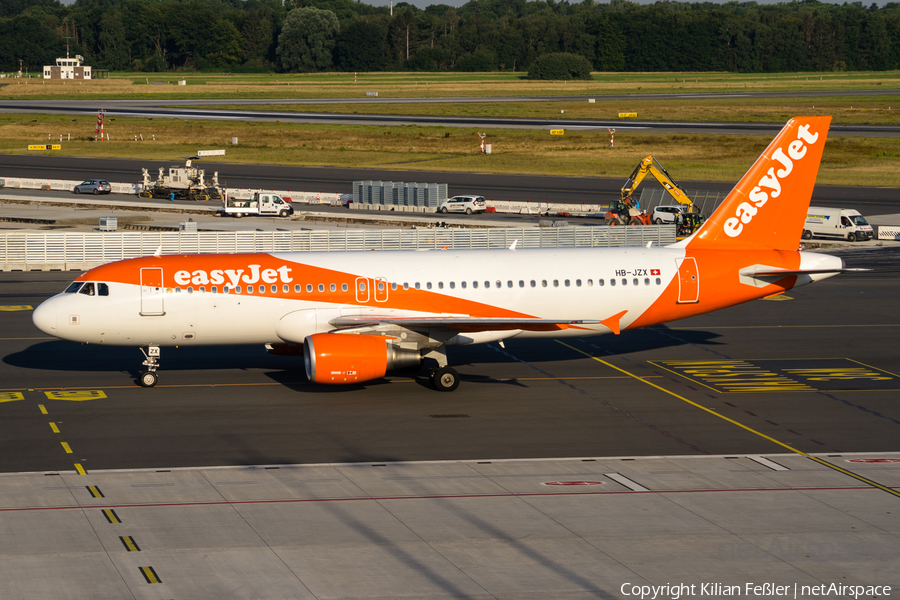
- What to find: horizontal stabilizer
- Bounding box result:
[748,268,870,277]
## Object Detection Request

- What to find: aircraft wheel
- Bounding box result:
[431,367,460,392]
[847,232,856,242]
[802,230,812,240]
[138,371,158,388]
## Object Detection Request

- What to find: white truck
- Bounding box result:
[803,207,874,242]
[223,192,294,218]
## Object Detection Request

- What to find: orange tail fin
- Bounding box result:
[684,116,831,251]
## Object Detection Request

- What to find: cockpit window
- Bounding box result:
[79,282,96,296]
[98,283,109,296]
[64,282,83,293]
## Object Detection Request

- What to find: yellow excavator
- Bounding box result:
[616,156,703,234]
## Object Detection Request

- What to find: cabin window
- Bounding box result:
[330,283,336,292]
[472,281,478,289]
[461,281,467,289]
[609,279,615,287]
[622,279,628,286]
[98,283,109,296]
[318,284,325,292]
[306,284,313,293]
[519,280,525,288]
[64,282,83,293]
[542,280,548,288]
[576,279,582,287]
[644,278,650,286]
[427,282,433,290]
[378,282,385,291]
[199,286,206,293]
[403,283,409,290]
[246,286,253,294]
[438,282,444,289]
[235,286,242,293]
[656,278,662,285]
[187,287,194,294]
[175,288,182,294]
[565,280,570,287]
[294,284,301,293]
[487,281,492,288]
[415,282,420,290]
[553,280,559,287]
[530,280,536,288]
[342,283,348,292]
[449,282,455,289]
[212,287,218,294]
[508,281,513,288]
[587,279,593,286]
[391,283,398,291]
[633,278,639,286]
[283,285,289,293]
[358,282,366,292]
[223,286,230,294]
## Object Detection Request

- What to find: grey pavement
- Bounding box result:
[0,453,896,599]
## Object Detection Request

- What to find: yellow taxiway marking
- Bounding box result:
[846,358,900,379]
[49,422,59,434]
[38,404,48,415]
[760,294,793,301]
[60,442,73,454]
[102,509,121,524]
[0,392,24,402]
[74,464,86,476]
[43,390,107,401]
[0,305,33,311]
[139,566,161,584]
[557,340,900,499]
[120,536,140,552]
[86,485,104,498]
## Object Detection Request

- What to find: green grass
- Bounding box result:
[4,113,900,187]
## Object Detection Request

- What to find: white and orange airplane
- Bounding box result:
[34,116,852,391]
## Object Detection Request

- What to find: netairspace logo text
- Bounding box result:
[619,582,892,599]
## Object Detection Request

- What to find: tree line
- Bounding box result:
[4,0,900,75]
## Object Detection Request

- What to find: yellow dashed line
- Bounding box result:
[49,422,60,433]
[557,340,900,499]
[139,566,161,584]
[60,442,73,454]
[86,485,103,498]
[74,464,86,476]
[102,509,121,524]
[38,404,48,415]
[120,536,141,552]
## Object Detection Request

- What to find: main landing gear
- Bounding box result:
[424,346,460,392]
[138,345,160,387]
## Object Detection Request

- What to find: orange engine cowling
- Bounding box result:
[303,333,421,385]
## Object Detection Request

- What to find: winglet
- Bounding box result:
[684,116,831,251]
[600,310,628,335]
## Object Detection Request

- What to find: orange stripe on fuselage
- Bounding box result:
[628,248,801,329]
[78,254,541,321]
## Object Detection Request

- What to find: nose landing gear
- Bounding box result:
[138,346,160,387]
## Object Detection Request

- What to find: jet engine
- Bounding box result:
[303,333,421,384]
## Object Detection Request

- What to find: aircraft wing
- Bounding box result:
[747,268,870,276]
[330,316,601,332]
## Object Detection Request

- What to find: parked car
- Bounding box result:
[438,195,487,214]
[73,180,111,195]
[651,204,689,224]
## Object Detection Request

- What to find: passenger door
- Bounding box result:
[140,268,165,316]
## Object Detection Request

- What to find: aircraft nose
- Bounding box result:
[32,299,58,335]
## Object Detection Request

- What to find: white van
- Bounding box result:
[803,207,874,242]
[438,195,486,214]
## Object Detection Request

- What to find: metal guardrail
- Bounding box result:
[638,188,728,216]
[1,226,676,270]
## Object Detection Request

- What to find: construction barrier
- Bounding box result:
[877,226,900,240]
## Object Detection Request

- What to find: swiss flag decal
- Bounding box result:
[650,269,660,276]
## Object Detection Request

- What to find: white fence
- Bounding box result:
[1,226,676,271]
[878,226,900,240]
